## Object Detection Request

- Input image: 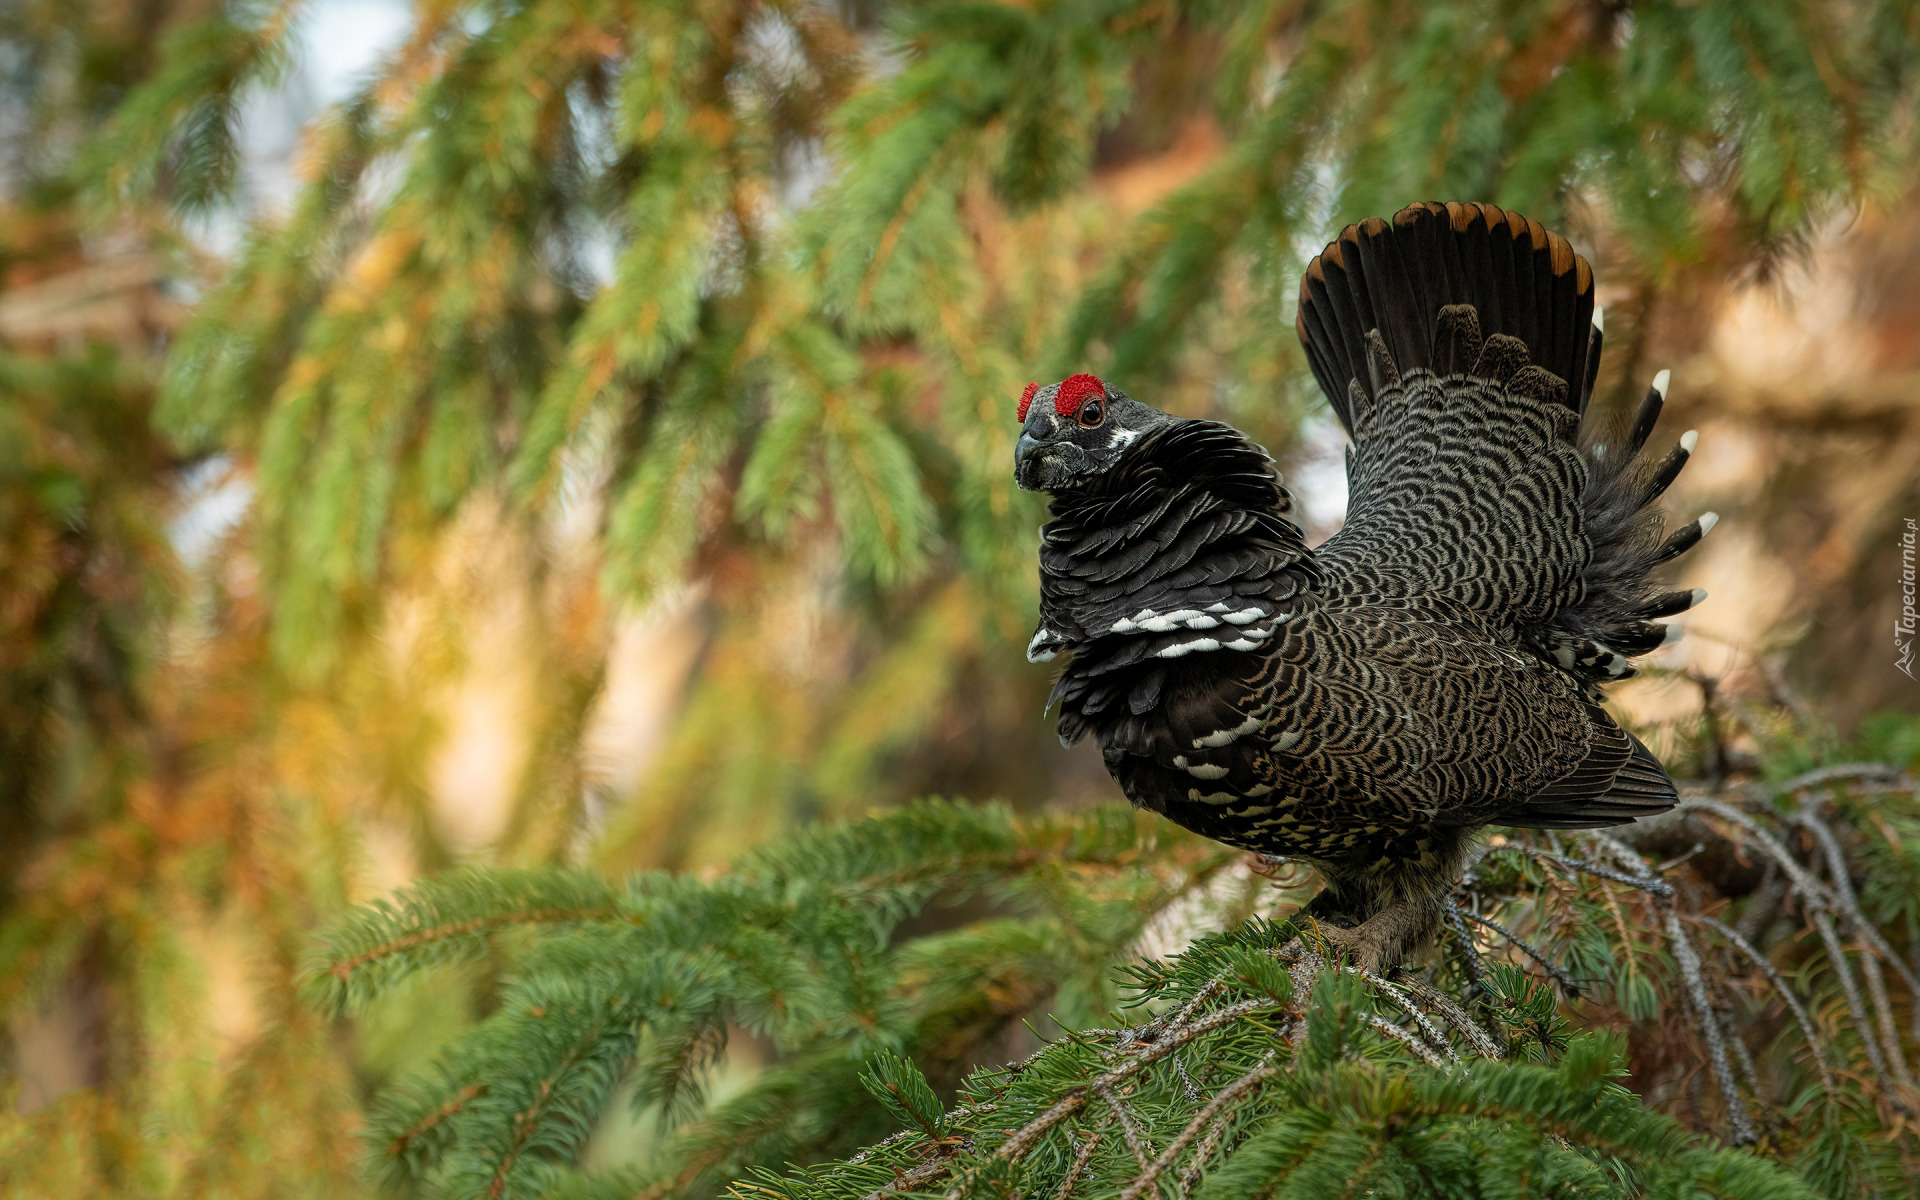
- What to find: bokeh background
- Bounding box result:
[3,0,1919,1192]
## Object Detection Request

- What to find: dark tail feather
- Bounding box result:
[1554,370,1717,683]
[1295,201,1597,435]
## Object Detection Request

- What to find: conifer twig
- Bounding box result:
[1096,1082,1155,1170]
[1117,1054,1278,1200]
[1733,863,1785,945]
[1173,1051,1204,1105]
[1793,807,1920,1093]
[1391,977,1504,1061]
[1599,835,1755,1144]
[327,903,621,982]
[991,999,1284,1164]
[1531,850,1673,898]
[1050,1117,1111,1200]
[847,1102,996,1164]
[1810,909,1902,1104]
[1774,764,1908,794]
[1649,797,1915,1100]
[1364,1015,1449,1069]
[1794,805,1920,994]
[1176,1102,1237,1194]
[1669,801,1832,906]
[1685,915,1838,1099]
[865,1156,960,1200]
[384,1082,485,1162]
[1443,895,1491,994]
[1137,970,1232,1044]
[1714,978,1765,1104]
[1351,969,1460,1063]
[1459,910,1581,994]
[1663,909,1757,1144]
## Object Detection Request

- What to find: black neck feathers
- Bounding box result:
[1031,421,1313,744]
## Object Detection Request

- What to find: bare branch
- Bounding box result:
[1685,915,1838,1100]
[1662,908,1758,1145]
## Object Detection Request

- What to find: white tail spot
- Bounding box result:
[1698,511,1719,536]
[1679,429,1698,454]
[1652,369,1672,399]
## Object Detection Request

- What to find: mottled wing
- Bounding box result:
[1115,597,1608,850]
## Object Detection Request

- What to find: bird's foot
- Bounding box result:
[1308,902,1435,975]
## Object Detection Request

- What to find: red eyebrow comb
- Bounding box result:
[1017,375,1106,422]
[1053,373,1104,417]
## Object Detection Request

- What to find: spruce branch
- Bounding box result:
[1093,1082,1154,1172]
[1663,906,1759,1146]
[1685,915,1839,1100]
[1459,909,1583,995]
[1115,1054,1277,1200]
[1793,807,1920,1096]
[306,868,623,1014]
[1048,1117,1108,1200]
[1348,968,1460,1063]
[1362,1014,1449,1069]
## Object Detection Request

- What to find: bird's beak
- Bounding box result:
[1014,431,1050,491]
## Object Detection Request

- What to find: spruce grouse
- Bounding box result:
[1015,202,1711,971]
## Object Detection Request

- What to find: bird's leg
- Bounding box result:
[1306,899,1443,975]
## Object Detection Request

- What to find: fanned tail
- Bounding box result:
[1295,201,1599,432]
[1293,200,1714,685]
[1552,369,1715,682]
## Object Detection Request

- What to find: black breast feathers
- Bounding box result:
[1033,422,1314,797]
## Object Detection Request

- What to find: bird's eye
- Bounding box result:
[1077,399,1105,428]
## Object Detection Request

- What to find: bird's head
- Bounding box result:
[1012,373,1175,492]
